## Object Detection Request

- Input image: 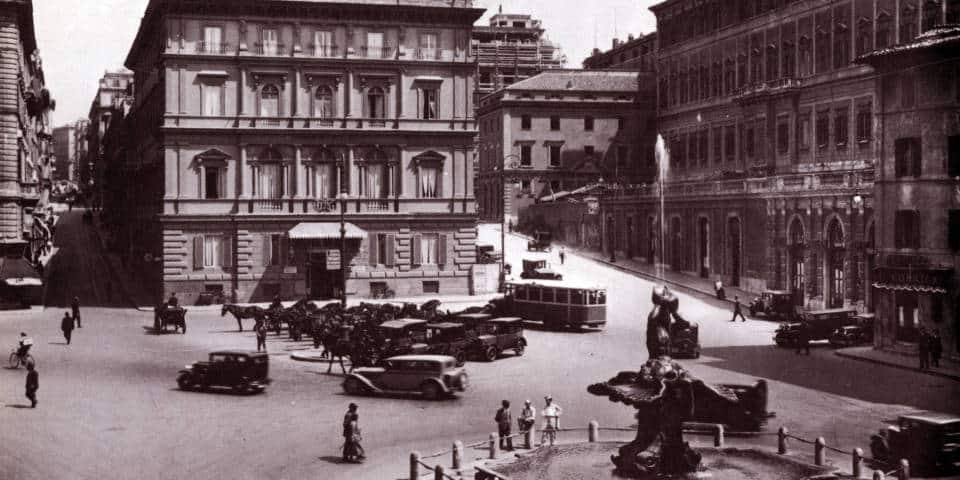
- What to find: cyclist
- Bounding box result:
[17,332,34,360]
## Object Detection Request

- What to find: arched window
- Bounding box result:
[310,149,340,199]
[256,148,284,199]
[367,87,385,119]
[260,84,280,117]
[827,219,845,308]
[789,218,805,305]
[314,86,334,118]
[362,149,391,199]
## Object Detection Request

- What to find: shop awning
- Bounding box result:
[0,256,41,287]
[872,282,947,294]
[288,222,366,241]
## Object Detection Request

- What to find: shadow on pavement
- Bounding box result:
[317,456,350,465]
[5,404,32,409]
[47,342,69,346]
[700,344,960,414]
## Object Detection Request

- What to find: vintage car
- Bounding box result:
[425,322,470,366]
[774,308,858,347]
[177,350,270,394]
[668,321,701,359]
[453,312,493,334]
[870,412,960,476]
[527,231,552,252]
[378,318,430,358]
[476,243,502,264]
[473,317,527,361]
[519,255,563,281]
[828,325,873,347]
[747,290,795,320]
[342,354,468,400]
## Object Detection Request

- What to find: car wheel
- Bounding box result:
[177,374,193,391]
[694,349,701,359]
[484,346,498,362]
[343,378,364,396]
[421,382,441,401]
[514,343,525,356]
[454,351,466,367]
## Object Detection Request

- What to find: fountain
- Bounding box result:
[654,134,670,280]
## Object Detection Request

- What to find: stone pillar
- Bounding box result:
[238,145,248,198]
[293,145,303,198]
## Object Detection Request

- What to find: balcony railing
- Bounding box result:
[255,43,287,56]
[196,42,232,54]
[416,48,442,60]
[733,77,802,101]
[361,45,394,59]
[252,199,285,212]
[166,197,475,216]
[310,44,339,58]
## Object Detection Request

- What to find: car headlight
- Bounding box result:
[184,365,192,369]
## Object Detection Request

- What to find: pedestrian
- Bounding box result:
[730,295,746,322]
[25,362,38,408]
[714,280,725,300]
[794,321,811,355]
[61,311,74,345]
[541,395,563,446]
[518,399,536,434]
[918,327,930,370]
[342,403,365,463]
[495,400,514,451]
[508,219,513,233]
[255,320,268,353]
[930,329,943,368]
[559,247,566,265]
[71,296,81,328]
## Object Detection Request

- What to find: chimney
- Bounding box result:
[612,38,620,49]
[628,34,635,41]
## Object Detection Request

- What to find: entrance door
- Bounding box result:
[308,252,338,299]
[728,217,741,287]
[698,217,709,278]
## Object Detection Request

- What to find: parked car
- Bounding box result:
[774,308,858,347]
[378,318,430,358]
[870,412,960,476]
[747,290,795,320]
[425,322,470,366]
[177,350,270,394]
[453,312,493,334]
[519,255,562,281]
[669,321,701,359]
[473,317,527,361]
[342,355,468,400]
[828,325,873,347]
[527,231,552,252]
[476,243,502,264]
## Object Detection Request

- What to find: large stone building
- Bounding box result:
[0,0,53,257]
[117,0,482,304]
[858,26,959,359]
[583,33,658,72]
[52,123,75,181]
[477,70,656,224]
[83,69,133,206]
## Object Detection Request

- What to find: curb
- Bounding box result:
[290,351,329,363]
[834,349,960,382]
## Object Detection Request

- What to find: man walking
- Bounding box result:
[71,296,81,328]
[61,311,74,345]
[730,296,746,322]
[25,362,38,408]
[541,396,563,446]
[255,320,268,353]
[930,329,943,368]
[559,247,566,266]
[342,403,365,463]
[495,400,514,451]
[918,327,930,370]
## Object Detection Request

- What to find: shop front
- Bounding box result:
[873,266,954,356]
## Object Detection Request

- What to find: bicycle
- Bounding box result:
[8,349,34,369]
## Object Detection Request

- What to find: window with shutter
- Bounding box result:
[386,235,396,267]
[368,233,378,266]
[263,234,273,267]
[193,236,204,270]
[438,234,448,266]
[279,236,289,267]
[412,234,423,265]
[223,235,233,268]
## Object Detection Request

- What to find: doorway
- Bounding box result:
[728,217,741,287]
[698,217,709,278]
[308,252,339,299]
[788,218,806,307]
[826,219,845,309]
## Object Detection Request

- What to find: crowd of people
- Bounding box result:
[494,396,564,451]
[918,327,944,370]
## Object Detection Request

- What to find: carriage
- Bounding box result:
[154,304,187,334]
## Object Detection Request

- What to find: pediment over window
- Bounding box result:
[305,146,345,163]
[195,148,231,166]
[355,146,397,165]
[877,9,891,19]
[857,16,871,25]
[412,150,445,166]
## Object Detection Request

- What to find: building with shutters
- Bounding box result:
[84,69,133,208]
[857,26,960,360]
[583,33,658,72]
[117,0,482,304]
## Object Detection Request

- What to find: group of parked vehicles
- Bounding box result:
[746,289,874,349]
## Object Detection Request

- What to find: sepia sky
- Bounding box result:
[34,0,657,126]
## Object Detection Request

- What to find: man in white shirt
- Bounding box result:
[518,399,536,433]
[541,396,563,446]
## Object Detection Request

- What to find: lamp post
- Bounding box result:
[338,154,347,307]
[499,154,520,293]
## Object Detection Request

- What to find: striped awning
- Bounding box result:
[287,222,365,241]
[872,282,947,294]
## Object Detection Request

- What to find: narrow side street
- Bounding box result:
[43,210,126,309]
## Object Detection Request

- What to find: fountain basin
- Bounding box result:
[490,443,837,480]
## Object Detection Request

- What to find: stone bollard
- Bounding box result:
[410,451,421,480]
[452,441,463,470]
[524,425,535,449]
[714,424,725,448]
[898,459,910,480]
[814,437,826,466]
[778,427,789,455]
[489,432,499,459]
[873,471,885,480]
[852,447,863,478]
[589,421,599,442]
[434,465,444,480]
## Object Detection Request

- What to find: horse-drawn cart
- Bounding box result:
[154,304,187,334]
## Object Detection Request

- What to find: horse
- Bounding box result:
[154,304,186,334]
[320,325,353,374]
[221,304,266,332]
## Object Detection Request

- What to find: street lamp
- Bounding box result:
[499,154,520,293]
[337,154,348,307]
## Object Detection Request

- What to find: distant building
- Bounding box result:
[116,0,482,304]
[472,12,563,106]
[52,124,75,182]
[477,70,656,224]
[72,119,89,182]
[83,69,133,206]
[583,33,657,72]
[858,26,960,360]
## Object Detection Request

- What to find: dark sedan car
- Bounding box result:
[828,325,873,347]
[177,350,270,394]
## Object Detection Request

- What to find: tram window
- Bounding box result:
[571,289,585,305]
[597,291,606,305]
[542,288,555,303]
[556,289,568,304]
[515,286,527,301]
[528,286,540,302]
[587,291,597,305]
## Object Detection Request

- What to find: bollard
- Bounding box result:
[589,421,599,442]
[873,471,885,480]
[524,425,535,449]
[434,465,444,480]
[489,432,499,459]
[452,441,463,470]
[814,437,826,466]
[410,451,421,480]
[898,459,910,480]
[778,427,789,454]
[714,424,725,448]
[852,447,863,478]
